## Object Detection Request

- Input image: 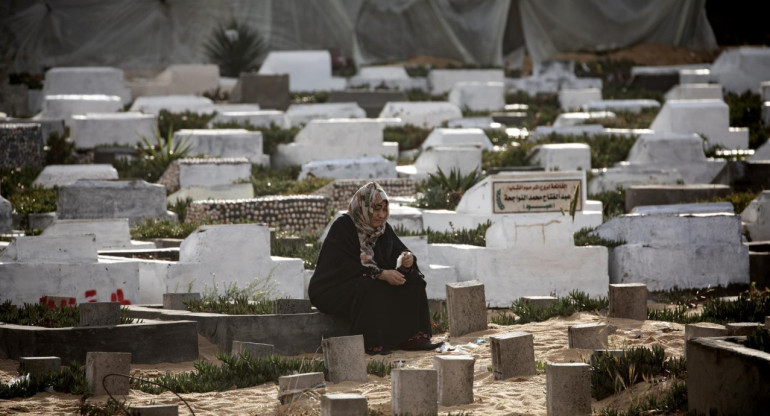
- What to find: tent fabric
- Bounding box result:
[1,0,716,73]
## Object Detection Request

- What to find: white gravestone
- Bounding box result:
[298,155,397,180]
[429,69,505,95]
[529,143,591,172]
[421,128,493,151]
[552,111,616,128]
[43,67,131,105]
[33,165,118,188]
[379,102,462,128]
[397,146,482,182]
[448,82,505,112]
[582,99,660,114]
[559,88,602,111]
[258,50,346,92]
[650,99,749,149]
[348,66,424,91]
[664,84,723,101]
[40,95,122,124]
[70,112,157,148]
[593,213,749,290]
[741,191,770,241]
[285,103,366,127]
[129,95,214,115]
[172,129,270,166]
[709,47,770,95]
[42,218,155,250]
[167,224,305,299]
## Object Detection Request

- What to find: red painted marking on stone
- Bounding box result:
[85,290,97,298]
[46,300,55,309]
[68,298,76,305]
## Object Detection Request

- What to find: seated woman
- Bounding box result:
[308,182,441,355]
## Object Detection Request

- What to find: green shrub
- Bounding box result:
[1,362,87,399]
[383,125,432,151]
[745,326,770,353]
[130,218,205,240]
[481,142,534,170]
[484,129,513,147]
[7,186,57,228]
[405,89,447,102]
[204,19,266,78]
[648,290,770,324]
[573,227,625,247]
[590,345,685,400]
[707,190,761,214]
[589,187,627,221]
[491,290,608,325]
[414,167,484,210]
[0,166,44,200]
[425,221,492,246]
[157,110,216,139]
[367,358,395,377]
[250,164,332,197]
[168,197,193,223]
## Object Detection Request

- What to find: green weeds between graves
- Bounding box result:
[0,362,87,399]
[573,227,625,248]
[383,125,433,151]
[648,284,770,324]
[184,279,277,315]
[0,301,135,328]
[595,380,688,416]
[415,167,484,210]
[250,164,332,197]
[491,291,608,325]
[394,221,493,247]
[745,325,770,353]
[590,345,686,400]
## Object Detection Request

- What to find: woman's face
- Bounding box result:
[370,196,389,228]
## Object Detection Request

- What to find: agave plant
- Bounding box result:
[204,19,266,77]
[426,167,484,208]
[137,129,192,182]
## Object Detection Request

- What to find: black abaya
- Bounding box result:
[308,214,432,350]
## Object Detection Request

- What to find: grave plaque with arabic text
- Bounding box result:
[492,179,582,213]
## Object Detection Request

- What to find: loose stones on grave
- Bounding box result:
[162,293,200,310]
[322,335,367,383]
[0,123,44,168]
[320,393,368,416]
[80,302,121,326]
[278,372,326,404]
[446,280,488,338]
[231,341,275,358]
[391,369,438,416]
[19,356,61,378]
[490,331,536,380]
[434,355,475,406]
[546,363,592,416]
[609,283,647,321]
[86,351,131,396]
[568,323,608,349]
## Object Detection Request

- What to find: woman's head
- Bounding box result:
[348,182,389,231]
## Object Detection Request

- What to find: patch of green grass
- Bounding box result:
[367,358,395,377]
[0,166,42,200]
[706,190,761,214]
[272,229,323,270]
[595,379,687,416]
[414,167,485,210]
[7,186,57,229]
[585,108,659,129]
[589,187,627,221]
[481,143,533,170]
[0,301,137,328]
[383,125,432,151]
[1,362,87,399]
[290,91,330,104]
[648,289,770,324]
[130,218,205,240]
[725,91,770,150]
[590,345,685,400]
[573,227,625,247]
[394,221,493,247]
[491,290,608,325]
[250,164,332,196]
[185,279,277,315]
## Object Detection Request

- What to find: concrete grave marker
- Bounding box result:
[231,341,275,358]
[42,218,155,250]
[391,369,438,416]
[420,128,493,151]
[609,283,647,321]
[529,143,591,172]
[258,50,346,92]
[490,331,536,380]
[285,103,366,127]
[126,64,219,97]
[172,129,270,166]
[70,112,157,149]
[741,191,770,241]
[709,47,770,95]
[664,83,723,101]
[229,73,290,110]
[448,81,505,112]
[446,280,488,337]
[33,165,118,188]
[546,363,591,416]
[322,335,367,383]
[378,102,462,128]
[19,356,61,378]
[583,99,660,114]
[398,145,481,181]
[129,95,214,115]
[433,355,475,406]
[43,67,131,104]
[0,123,44,168]
[41,95,122,123]
[298,155,397,180]
[321,393,367,416]
[80,302,121,326]
[429,69,504,95]
[568,323,608,349]
[128,404,179,416]
[57,179,175,225]
[559,88,602,111]
[650,99,749,149]
[208,109,288,129]
[162,293,200,310]
[86,351,131,396]
[278,372,326,404]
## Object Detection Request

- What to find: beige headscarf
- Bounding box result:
[347,182,389,269]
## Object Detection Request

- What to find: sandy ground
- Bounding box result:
[0,311,685,416]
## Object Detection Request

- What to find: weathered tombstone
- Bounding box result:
[172,129,270,166]
[568,323,608,349]
[285,103,366,127]
[448,81,505,112]
[322,335,367,383]
[33,165,119,188]
[546,363,592,416]
[378,102,462,128]
[401,145,482,181]
[625,184,731,212]
[429,69,505,95]
[80,302,121,326]
[162,293,200,310]
[208,109,288,129]
[609,283,647,321]
[420,128,493,151]
[57,179,175,226]
[231,341,275,358]
[391,368,438,416]
[320,393,368,416]
[520,296,558,309]
[70,112,156,149]
[329,90,408,118]
[86,351,131,396]
[433,355,475,406]
[0,123,44,168]
[559,88,602,111]
[43,67,131,104]
[529,143,591,172]
[726,322,762,336]
[446,280,488,338]
[650,99,749,149]
[583,99,660,114]
[41,95,122,123]
[19,356,61,378]
[272,298,312,315]
[258,50,346,92]
[490,331,536,380]
[297,155,397,181]
[230,73,290,110]
[741,191,770,241]
[709,47,770,95]
[278,372,325,404]
[129,405,179,416]
[129,95,214,115]
[42,218,154,251]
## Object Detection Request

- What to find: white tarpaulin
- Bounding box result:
[1,0,716,73]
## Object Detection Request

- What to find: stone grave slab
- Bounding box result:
[490,331,536,379]
[448,81,505,112]
[546,363,591,416]
[41,95,122,123]
[329,90,408,118]
[583,99,660,114]
[19,356,62,378]
[429,69,504,95]
[86,352,131,396]
[42,218,154,250]
[129,95,214,115]
[609,283,647,320]
[568,323,608,349]
[446,117,504,129]
[57,179,175,225]
[285,102,366,127]
[162,293,200,310]
[593,213,749,290]
[624,184,731,211]
[126,64,219,97]
[209,109,288,129]
[176,158,251,188]
[43,67,131,104]
[298,155,396,180]
[258,50,345,92]
[552,111,616,127]
[128,404,179,416]
[630,202,734,215]
[1,118,66,144]
[278,372,326,404]
[709,47,770,95]
[529,143,591,172]
[378,102,462,128]
[559,88,602,111]
[0,123,44,168]
[322,335,367,383]
[651,99,749,149]
[421,128,492,151]
[391,369,438,416]
[33,164,118,188]
[529,123,606,140]
[172,129,270,166]
[433,355,475,405]
[71,112,157,149]
[664,83,723,101]
[80,302,121,326]
[446,280,488,337]
[320,393,367,416]
[398,145,481,181]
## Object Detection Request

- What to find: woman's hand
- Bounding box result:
[400,251,414,268]
[378,269,406,286]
